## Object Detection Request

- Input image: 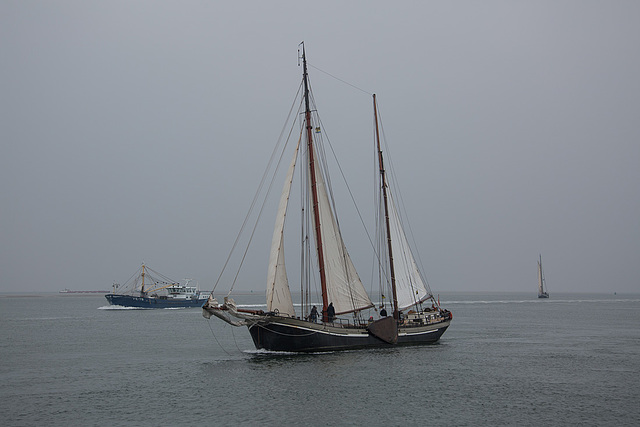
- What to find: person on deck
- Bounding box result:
[309,305,318,323]
[327,302,335,323]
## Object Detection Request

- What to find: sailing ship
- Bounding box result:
[105,264,207,308]
[202,44,451,352]
[537,255,549,298]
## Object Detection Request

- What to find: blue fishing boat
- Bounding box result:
[106,264,207,308]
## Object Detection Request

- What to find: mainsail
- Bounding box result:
[310,145,373,315]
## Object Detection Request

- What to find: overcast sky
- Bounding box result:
[1,1,639,295]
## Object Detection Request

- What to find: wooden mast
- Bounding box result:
[374,94,399,320]
[301,44,330,321]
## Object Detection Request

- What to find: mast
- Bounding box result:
[374,94,399,320]
[141,264,146,294]
[301,44,330,321]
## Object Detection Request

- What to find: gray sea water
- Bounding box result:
[1,292,639,426]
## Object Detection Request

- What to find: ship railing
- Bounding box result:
[324,317,367,329]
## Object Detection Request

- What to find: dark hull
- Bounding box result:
[105,294,206,308]
[538,293,549,299]
[247,317,450,352]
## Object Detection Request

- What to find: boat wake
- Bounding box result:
[99,304,197,310]
[98,305,148,310]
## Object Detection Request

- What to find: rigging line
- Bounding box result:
[223,111,297,294]
[308,63,372,96]
[316,110,397,311]
[228,117,304,294]
[318,123,384,312]
[374,161,394,298]
[211,82,303,295]
[307,75,367,311]
[121,265,142,288]
[230,326,245,354]
[377,107,433,294]
[311,93,389,298]
[146,266,179,285]
[372,154,391,303]
[206,318,233,357]
[374,107,423,304]
[317,113,381,284]
[307,104,361,310]
[372,131,382,301]
[392,178,433,293]
[267,131,303,311]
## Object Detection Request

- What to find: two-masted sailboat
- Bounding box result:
[202,45,451,352]
[537,255,550,298]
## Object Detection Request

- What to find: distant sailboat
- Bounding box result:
[202,44,451,352]
[537,255,549,298]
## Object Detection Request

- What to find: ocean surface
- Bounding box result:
[1,292,639,426]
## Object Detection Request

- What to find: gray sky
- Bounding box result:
[2,1,639,294]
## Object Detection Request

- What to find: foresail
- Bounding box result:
[387,189,429,310]
[311,148,373,314]
[265,139,300,317]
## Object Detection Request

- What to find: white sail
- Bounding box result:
[310,146,374,314]
[265,140,300,317]
[538,257,544,295]
[386,188,429,310]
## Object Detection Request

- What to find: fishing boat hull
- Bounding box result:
[247,316,450,352]
[105,294,206,308]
